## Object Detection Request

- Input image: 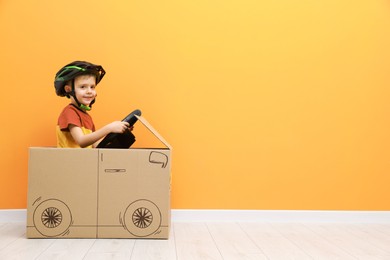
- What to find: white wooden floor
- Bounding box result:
[1,221,390,259]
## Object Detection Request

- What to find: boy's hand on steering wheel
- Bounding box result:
[108,121,130,133]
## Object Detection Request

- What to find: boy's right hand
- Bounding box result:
[107,121,130,133]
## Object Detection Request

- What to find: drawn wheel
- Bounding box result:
[33,199,72,237]
[124,200,161,237]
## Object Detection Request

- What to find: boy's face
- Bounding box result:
[65,75,97,107]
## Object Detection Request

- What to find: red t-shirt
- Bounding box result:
[56,104,95,148]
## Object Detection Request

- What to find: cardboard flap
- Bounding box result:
[136,115,172,149]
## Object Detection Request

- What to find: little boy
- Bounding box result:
[54,61,131,148]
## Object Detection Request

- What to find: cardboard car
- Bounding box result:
[26,116,171,239]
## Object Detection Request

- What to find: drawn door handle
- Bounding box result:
[104,169,126,173]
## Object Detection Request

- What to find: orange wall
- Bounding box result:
[1,0,390,210]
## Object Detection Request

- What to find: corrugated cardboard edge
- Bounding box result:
[136,115,172,150]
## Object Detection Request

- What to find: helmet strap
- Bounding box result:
[79,103,92,111]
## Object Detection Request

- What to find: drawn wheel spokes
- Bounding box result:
[132,207,153,228]
[42,207,63,228]
[124,200,161,237]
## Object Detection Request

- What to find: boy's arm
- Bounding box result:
[69,121,130,148]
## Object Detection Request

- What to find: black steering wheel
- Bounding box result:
[96,109,142,149]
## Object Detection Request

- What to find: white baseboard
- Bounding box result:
[1,209,390,223]
[0,209,27,222]
[171,209,390,223]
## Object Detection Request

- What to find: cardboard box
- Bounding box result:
[26,116,171,239]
